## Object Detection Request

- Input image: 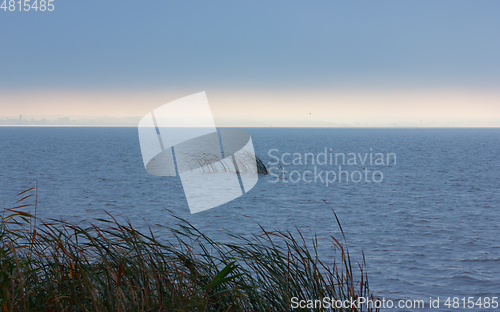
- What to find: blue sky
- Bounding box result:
[1,1,499,126]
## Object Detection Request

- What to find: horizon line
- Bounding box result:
[1,125,500,129]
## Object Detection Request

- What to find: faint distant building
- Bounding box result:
[19,114,22,121]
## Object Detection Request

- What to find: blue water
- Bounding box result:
[1,127,499,311]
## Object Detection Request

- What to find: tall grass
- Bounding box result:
[187,152,271,175]
[0,188,379,311]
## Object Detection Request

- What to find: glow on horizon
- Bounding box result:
[1,88,499,127]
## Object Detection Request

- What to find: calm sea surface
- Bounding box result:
[1,127,499,311]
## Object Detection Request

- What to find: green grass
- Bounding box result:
[187,152,271,175]
[0,188,379,311]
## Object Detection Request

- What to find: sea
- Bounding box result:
[0,127,499,311]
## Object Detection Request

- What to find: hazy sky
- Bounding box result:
[1,1,499,126]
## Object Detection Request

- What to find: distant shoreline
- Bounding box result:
[1,125,500,128]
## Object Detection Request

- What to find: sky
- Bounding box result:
[1,0,499,126]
